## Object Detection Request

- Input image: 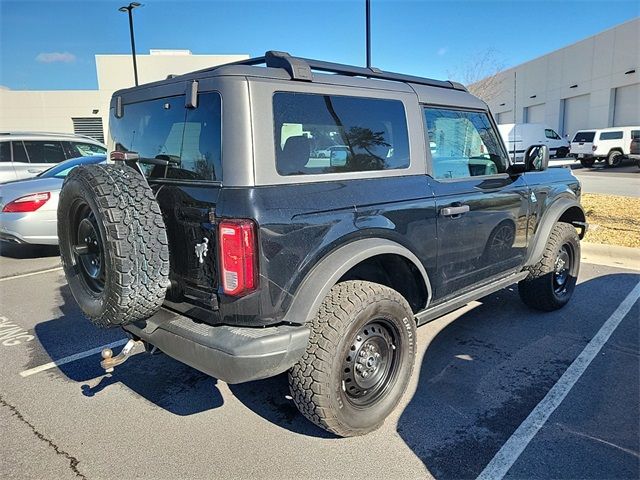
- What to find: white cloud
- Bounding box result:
[35,52,76,64]
[437,47,448,56]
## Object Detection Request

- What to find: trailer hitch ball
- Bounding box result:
[100,339,142,373]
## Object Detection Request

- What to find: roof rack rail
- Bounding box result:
[197,51,467,91]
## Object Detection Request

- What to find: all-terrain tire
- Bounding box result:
[606,150,623,168]
[288,281,417,437]
[58,164,170,328]
[518,222,580,311]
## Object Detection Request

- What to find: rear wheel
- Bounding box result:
[58,164,170,328]
[288,281,416,437]
[606,150,623,168]
[579,158,595,168]
[518,222,580,311]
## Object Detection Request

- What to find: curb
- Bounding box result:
[581,242,640,271]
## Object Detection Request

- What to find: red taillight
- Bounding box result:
[219,219,257,296]
[592,145,597,151]
[2,192,51,213]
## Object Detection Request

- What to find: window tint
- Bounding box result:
[110,92,222,181]
[12,141,30,163]
[545,129,560,139]
[23,141,66,164]
[572,131,595,142]
[0,142,9,162]
[273,92,410,176]
[423,107,508,179]
[599,131,623,140]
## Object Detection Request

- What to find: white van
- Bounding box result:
[498,123,569,161]
[570,126,640,168]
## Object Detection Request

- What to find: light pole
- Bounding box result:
[365,0,371,68]
[119,2,142,86]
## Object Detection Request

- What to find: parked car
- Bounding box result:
[569,126,640,168]
[0,155,105,245]
[57,51,586,437]
[0,132,106,182]
[498,123,570,161]
[629,129,640,168]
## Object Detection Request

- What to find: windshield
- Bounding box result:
[37,155,105,178]
[572,131,595,142]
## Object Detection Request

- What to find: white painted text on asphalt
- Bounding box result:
[0,315,34,346]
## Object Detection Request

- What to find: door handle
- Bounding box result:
[440,205,470,217]
[27,168,45,174]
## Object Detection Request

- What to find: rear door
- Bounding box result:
[423,106,530,301]
[109,89,223,311]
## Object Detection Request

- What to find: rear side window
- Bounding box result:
[23,141,66,164]
[0,142,9,162]
[273,92,410,176]
[423,107,508,179]
[72,142,106,156]
[572,132,595,142]
[12,141,29,163]
[110,92,222,181]
[599,131,623,140]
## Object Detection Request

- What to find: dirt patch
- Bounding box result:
[582,194,640,248]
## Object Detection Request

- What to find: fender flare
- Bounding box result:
[524,197,586,267]
[282,238,432,325]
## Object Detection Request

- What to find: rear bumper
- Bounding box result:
[124,309,310,384]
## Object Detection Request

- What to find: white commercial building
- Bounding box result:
[486,18,639,139]
[0,50,248,143]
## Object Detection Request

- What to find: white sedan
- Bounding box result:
[0,155,105,245]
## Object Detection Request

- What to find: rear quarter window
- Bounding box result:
[598,131,623,140]
[273,92,410,176]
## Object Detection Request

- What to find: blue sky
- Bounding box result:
[1,0,638,90]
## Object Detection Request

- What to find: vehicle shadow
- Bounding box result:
[0,240,59,259]
[31,282,223,416]
[396,272,640,479]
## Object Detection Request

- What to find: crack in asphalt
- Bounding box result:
[0,394,87,479]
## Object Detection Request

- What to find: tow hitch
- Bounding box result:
[100,338,144,373]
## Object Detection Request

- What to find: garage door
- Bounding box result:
[525,104,545,123]
[613,83,640,127]
[562,94,590,138]
[496,111,513,124]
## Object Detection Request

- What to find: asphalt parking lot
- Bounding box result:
[0,242,638,480]
[550,159,639,197]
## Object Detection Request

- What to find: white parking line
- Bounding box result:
[477,281,640,480]
[0,266,63,282]
[19,339,128,378]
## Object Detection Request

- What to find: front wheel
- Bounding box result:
[518,222,580,311]
[289,281,416,437]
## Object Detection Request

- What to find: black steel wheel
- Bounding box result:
[58,164,170,328]
[518,222,580,311]
[289,281,416,437]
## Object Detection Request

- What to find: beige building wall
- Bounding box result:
[0,50,249,141]
[486,18,640,138]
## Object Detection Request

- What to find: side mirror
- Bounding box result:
[524,144,549,171]
[330,148,348,167]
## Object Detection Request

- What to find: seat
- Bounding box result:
[279,136,310,175]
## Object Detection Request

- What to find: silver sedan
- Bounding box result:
[0,155,105,245]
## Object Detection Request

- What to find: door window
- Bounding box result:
[273,92,410,175]
[11,141,30,163]
[545,129,560,139]
[110,92,222,181]
[71,142,107,156]
[23,141,66,164]
[423,107,508,179]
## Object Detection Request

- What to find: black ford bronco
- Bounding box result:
[58,51,587,437]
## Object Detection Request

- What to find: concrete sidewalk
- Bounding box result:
[581,242,640,270]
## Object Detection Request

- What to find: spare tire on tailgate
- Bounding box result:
[58,164,170,328]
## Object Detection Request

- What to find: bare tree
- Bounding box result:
[448,49,506,103]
